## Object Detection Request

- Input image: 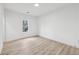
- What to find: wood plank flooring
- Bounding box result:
[1,37,79,55]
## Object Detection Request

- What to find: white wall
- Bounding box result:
[5,10,38,42]
[39,4,79,48]
[0,4,4,53]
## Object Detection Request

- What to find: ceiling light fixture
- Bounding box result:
[34,3,39,7]
[26,11,31,15]
[26,11,30,14]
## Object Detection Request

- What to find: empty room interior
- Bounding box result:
[0,3,79,55]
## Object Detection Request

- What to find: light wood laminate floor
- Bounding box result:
[1,37,79,55]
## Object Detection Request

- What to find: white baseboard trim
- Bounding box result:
[4,35,38,43]
[4,35,79,49]
[39,35,79,48]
